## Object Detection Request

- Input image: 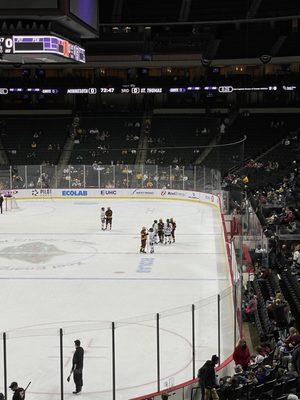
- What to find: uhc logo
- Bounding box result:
[100,190,117,195]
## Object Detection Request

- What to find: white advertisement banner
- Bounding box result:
[7,188,220,207]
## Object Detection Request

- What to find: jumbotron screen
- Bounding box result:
[0,0,58,8]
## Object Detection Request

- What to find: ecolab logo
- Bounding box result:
[100,190,117,195]
[62,190,88,196]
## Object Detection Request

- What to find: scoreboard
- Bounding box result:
[0,35,85,63]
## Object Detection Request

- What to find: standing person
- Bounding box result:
[157,219,164,243]
[140,227,147,253]
[170,218,176,243]
[233,339,250,370]
[197,355,219,400]
[152,220,158,244]
[164,219,173,245]
[105,207,113,230]
[148,227,155,254]
[0,194,3,214]
[100,207,106,230]
[9,382,25,400]
[68,340,84,394]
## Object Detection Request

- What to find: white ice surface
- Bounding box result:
[0,198,234,400]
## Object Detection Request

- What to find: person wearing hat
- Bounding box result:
[9,382,25,400]
[68,340,84,394]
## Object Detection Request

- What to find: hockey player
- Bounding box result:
[100,207,106,230]
[148,227,155,253]
[140,227,148,253]
[170,218,176,243]
[164,219,173,245]
[157,219,164,243]
[105,207,113,230]
[152,220,159,244]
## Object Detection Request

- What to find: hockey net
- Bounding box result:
[5,196,19,212]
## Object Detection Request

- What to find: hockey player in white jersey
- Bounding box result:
[148,227,156,253]
[152,220,159,244]
[164,219,173,245]
[100,207,106,230]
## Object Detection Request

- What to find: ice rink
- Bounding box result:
[0,198,234,399]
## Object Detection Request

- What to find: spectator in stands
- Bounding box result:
[233,339,250,370]
[253,345,267,365]
[292,342,300,374]
[233,364,248,384]
[255,365,269,384]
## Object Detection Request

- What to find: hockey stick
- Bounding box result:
[24,382,31,392]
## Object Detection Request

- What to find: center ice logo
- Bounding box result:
[0,242,65,264]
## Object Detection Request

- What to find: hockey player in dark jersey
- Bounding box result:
[140,227,147,253]
[157,219,164,243]
[170,218,176,243]
[105,207,113,230]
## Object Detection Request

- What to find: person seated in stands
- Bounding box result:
[292,244,300,267]
[255,365,269,384]
[253,346,267,365]
[233,364,248,385]
[284,327,300,349]
[243,294,257,323]
[233,339,251,370]
[254,245,268,266]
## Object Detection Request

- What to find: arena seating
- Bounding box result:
[147,115,220,165]
[69,116,142,166]
[0,116,71,165]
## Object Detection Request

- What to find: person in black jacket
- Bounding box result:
[9,382,25,400]
[68,340,84,394]
[198,354,219,400]
[0,194,3,214]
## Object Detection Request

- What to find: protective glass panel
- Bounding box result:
[6,327,60,400]
[40,165,56,189]
[157,166,170,189]
[160,306,192,389]
[196,166,205,192]
[195,295,218,371]
[115,165,129,188]
[56,165,71,189]
[26,165,42,189]
[100,166,114,188]
[184,167,195,191]
[220,286,235,361]
[144,165,158,189]
[11,165,26,189]
[0,334,3,394]
[115,314,157,400]
[130,165,143,188]
[171,166,184,190]
[0,166,10,190]
[64,322,112,400]
[85,165,99,188]
[69,165,84,188]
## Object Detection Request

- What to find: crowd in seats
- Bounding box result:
[0,117,71,165]
[69,115,142,166]
[146,115,220,165]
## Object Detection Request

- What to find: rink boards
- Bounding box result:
[10,187,220,207]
